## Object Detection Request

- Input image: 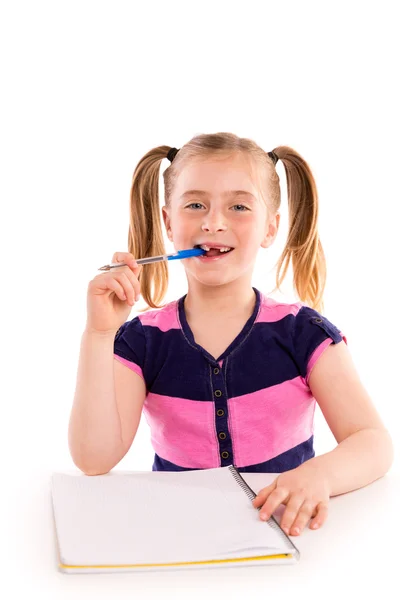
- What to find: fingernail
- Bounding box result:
[292,527,300,535]
[260,513,268,521]
[312,523,319,529]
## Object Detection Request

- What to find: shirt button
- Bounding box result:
[221,451,229,459]
[219,432,227,440]
[214,390,222,397]
[217,409,225,417]
[213,367,220,374]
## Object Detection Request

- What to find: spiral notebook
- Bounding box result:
[51,465,300,573]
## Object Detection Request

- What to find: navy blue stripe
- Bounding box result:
[151,436,315,473]
[114,290,345,400]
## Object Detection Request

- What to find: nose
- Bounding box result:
[201,209,228,233]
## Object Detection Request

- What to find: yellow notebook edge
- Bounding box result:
[58,553,296,571]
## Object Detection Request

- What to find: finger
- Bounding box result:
[114,272,140,305]
[279,494,307,534]
[289,499,316,535]
[105,277,128,302]
[112,251,132,264]
[112,252,141,272]
[258,487,290,521]
[309,501,329,530]
[252,482,276,507]
[118,270,141,302]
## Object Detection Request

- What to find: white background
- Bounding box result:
[1,0,399,597]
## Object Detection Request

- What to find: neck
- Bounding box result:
[183,279,256,319]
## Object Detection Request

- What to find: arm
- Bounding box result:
[68,329,145,475]
[252,340,394,535]
[68,329,122,472]
[306,341,394,496]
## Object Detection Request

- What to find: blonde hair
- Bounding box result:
[128,132,326,313]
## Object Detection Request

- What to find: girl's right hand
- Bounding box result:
[85,252,142,334]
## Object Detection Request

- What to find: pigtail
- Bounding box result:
[128,145,171,311]
[272,146,326,314]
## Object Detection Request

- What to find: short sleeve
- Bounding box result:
[113,316,146,381]
[291,305,347,386]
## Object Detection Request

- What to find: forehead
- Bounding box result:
[173,153,262,199]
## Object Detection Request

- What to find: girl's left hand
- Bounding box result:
[252,461,331,536]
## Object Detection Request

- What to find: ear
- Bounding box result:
[162,206,173,242]
[260,212,280,249]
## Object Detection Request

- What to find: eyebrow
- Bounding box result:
[180,190,257,201]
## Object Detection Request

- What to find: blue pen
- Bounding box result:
[98,248,206,271]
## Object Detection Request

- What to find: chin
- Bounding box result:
[190,270,236,285]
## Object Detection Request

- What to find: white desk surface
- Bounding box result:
[4,467,399,599]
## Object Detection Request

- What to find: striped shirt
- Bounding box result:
[113,287,347,473]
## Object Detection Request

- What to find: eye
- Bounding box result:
[186,202,204,209]
[232,204,249,212]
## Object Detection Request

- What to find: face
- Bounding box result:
[162,153,279,287]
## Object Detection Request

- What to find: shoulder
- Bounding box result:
[115,313,144,342]
[291,303,345,344]
[258,293,347,381]
[113,299,181,373]
[116,298,179,339]
[290,303,347,385]
[258,293,339,332]
[258,293,302,322]
[137,298,180,332]
[258,292,344,332]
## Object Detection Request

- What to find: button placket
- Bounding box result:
[210,362,232,465]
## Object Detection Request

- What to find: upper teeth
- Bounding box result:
[199,244,232,252]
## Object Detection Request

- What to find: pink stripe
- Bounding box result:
[143,393,220,468]
[139,300,180,331]
[228,377,316,468]
[113,354,144,380]
[305,332,348,385]
[257,294,302,322]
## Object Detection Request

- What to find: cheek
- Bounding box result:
[238,219,263,240]
[169,214,196,242]
[168,211,185,230]
[238,223,266,255]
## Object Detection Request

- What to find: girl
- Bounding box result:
[69,132,393,537]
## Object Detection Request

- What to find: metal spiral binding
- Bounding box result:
[228,465,300,557]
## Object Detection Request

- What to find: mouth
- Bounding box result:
[193,244,235,258]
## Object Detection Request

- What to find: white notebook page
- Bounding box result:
[51,466,288,566]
